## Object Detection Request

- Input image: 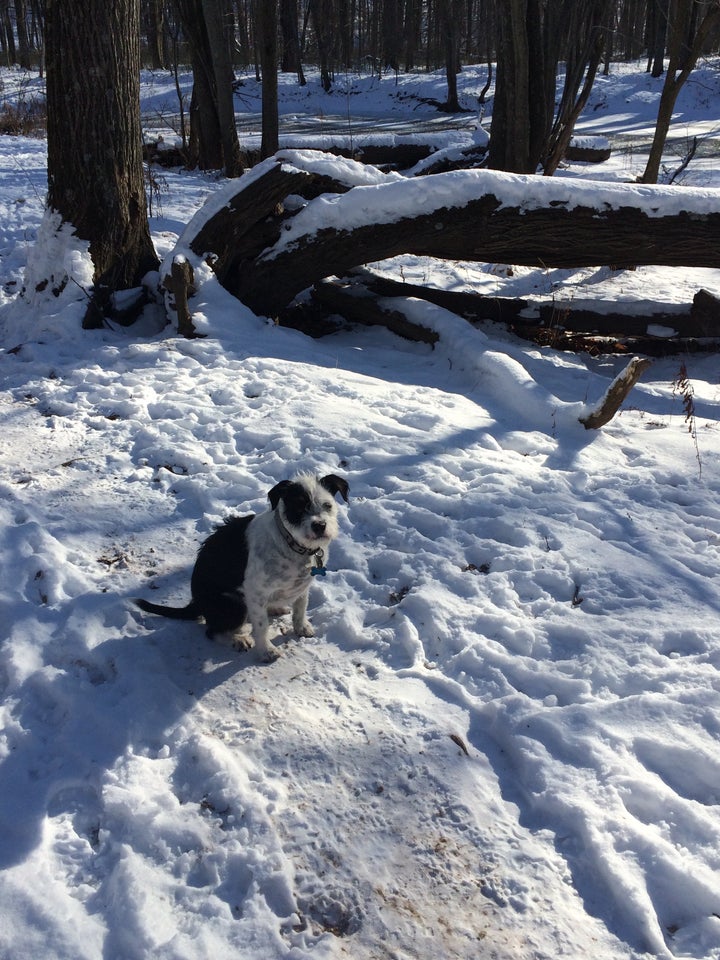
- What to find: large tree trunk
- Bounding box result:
[171,153,720,320]
[488,0,532,171]
[175,0,244,177]
[45,0,159,321]
[489,0,564,173]
[201,0,244,177]
[279,0,306,83]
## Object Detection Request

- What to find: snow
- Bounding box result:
[265,160,720,258]
[1,61,720,960]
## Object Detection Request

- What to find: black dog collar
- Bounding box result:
[274,510,325,572]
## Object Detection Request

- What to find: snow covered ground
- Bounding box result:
[1,61,720,960]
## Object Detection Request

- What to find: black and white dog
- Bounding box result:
[135,473,349,661]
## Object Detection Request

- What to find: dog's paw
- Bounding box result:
[294,621,316,638]
[256,643,281,663]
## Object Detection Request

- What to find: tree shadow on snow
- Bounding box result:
[0,592,253,871]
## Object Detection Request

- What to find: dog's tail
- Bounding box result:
[135,597,201,621]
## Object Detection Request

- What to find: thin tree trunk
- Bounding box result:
[257,0,279,157]
[641,0,720,183]
[14,0,31,68]
[543,0,611,176]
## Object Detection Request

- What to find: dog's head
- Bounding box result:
[268,474,349,549]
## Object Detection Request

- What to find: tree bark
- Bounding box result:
[45,0,159,319]
[210,162,720,317]
[175,0,244,176]
[489,0,569,174]
[176,0,222,170]
[488,0,532,171]
[256,0,279,158]
[279,0,306,83]
[201,0,244,177]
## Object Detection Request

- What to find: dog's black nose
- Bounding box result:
[312,520,327,536]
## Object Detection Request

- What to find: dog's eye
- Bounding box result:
[321,502,333,512]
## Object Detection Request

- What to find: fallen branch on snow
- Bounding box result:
[579,357,653,429]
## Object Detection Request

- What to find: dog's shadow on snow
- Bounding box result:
[0,594,265,872]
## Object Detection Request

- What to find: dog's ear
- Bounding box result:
[320,474,350,503]
[267,480,293,510]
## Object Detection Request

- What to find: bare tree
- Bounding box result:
[256,0,279,157]
[280,0,306,84]
[489,0,563,173]
[646,0,670,76]
[543,0,613,175]
[45,0,159,325]
[641,0,720,182]
[174,0,244,176]
[440,0,464,110]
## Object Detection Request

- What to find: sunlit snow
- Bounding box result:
[1,61,720,960]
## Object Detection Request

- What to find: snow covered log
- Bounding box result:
[186,159,356,290]
[564,136,612,163]
[176,152,720,320]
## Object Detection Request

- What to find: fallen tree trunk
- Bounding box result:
[207,157,720,317]
[539,288,720,338]
[187,160,357,288]
[240,142,436,170]
[167,153,720,340]
[344,267,527,323]
[289,274,720,356]
[310,278,440,344]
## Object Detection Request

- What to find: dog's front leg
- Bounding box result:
[292,590,315,638]
[247,600,280,662]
